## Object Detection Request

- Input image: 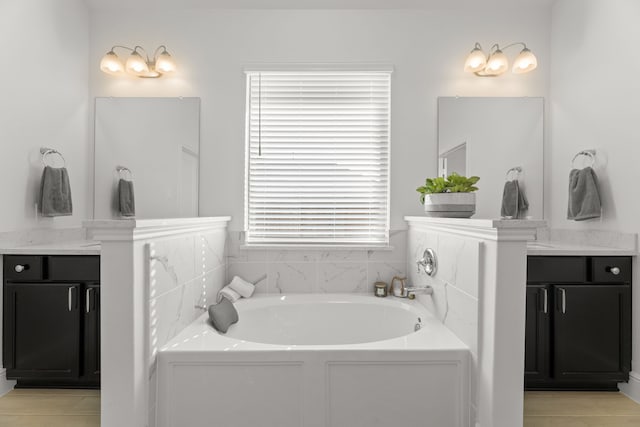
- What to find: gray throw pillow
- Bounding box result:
[208,298,239,333]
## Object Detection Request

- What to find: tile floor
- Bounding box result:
[0,389,99,427]
[0,389,638,426]
[524,391,640,426]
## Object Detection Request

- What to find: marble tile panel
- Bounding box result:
[436,233,481,299]
[149,235,196,291]
[366,262,407,293]
[196,230,226,276]
[267,262,316,294]
[318,249,367,262]
[267,249,319,263]
[317,262,367,293]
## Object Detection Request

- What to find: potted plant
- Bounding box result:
[416,173,480,218]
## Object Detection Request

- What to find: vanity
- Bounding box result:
[525,243,634,391]
[1,242,101,388]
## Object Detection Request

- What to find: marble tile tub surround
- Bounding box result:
[405,216,541,427]
[84,217,230,427]
[225,229,407,294]
[408,226,481,419]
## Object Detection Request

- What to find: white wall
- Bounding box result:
[549,0,640,399]
[0,0,90,233]
[89,7,550,231]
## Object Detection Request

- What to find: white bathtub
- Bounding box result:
[156,294,470,427]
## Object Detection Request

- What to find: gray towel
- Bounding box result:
[567,167,601,221]
[118,178,135,217]
[39,166,72,217]
[501,180,529,219]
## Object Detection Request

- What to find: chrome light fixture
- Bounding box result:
[100,45,176,78]
[464,42,537,77]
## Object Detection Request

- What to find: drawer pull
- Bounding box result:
[608,266,621,275]
[542,288,548,314]
[559,288,567,314]
[86,288,93,313]
[68,287,74,312]
[14,265,26,273]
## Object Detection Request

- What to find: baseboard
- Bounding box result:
[0,369,16,397]
[620,371,640,403]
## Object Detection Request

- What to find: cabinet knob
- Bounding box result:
[609,266,621,275]
[14,265,25,273]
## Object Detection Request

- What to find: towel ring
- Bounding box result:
[571,150,596,168]
[505,166,522,181]
[40,147,66,168]
[116,166,133,180]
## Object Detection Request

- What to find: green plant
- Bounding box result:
[416,173,480,204]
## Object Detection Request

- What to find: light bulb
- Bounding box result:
[155,51,177,74]
[100,51,124,75]
[485,49,508,75]
[126,51,149,76]
[512,48,538,74]
[464,46,487,73]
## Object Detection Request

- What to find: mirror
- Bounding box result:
[94,97,200,219]
[438,97,544,219]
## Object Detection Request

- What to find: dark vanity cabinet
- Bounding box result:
[525,256,632,390]
[3,255,100,388]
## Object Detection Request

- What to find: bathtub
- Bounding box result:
[156,294,470,427]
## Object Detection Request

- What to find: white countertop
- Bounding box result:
[0,240,101,256]
[527,241,636,256]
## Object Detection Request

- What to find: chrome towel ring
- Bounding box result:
[40,147,66,168]
[571,149,596,168]
[116,165,133,180]
[505,166,522,181]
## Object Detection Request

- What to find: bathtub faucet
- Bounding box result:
[405,286,434,300]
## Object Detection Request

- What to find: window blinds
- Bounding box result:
[245,71,391,245]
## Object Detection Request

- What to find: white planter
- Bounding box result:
[423,192,476,218]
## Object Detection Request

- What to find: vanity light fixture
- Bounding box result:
[464,42,537,77]
[100,45,176,78]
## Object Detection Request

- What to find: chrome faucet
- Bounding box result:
[416,248,437,276]
[405,286,434,300]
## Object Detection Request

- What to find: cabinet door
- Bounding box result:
[83,284,100,382]
[553,285,631,381]
[525,285,550,381]
[3,283,81,379]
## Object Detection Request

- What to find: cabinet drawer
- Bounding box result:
[3,256,43,281]
[527,256,587,283]
[592,257,632,283]
[48,256,100,281]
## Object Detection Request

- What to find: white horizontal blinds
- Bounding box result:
[246,71,391,245]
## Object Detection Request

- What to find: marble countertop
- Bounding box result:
[527,241,636,256]
[0,240,101,255]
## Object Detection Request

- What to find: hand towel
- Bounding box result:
[501,180,519,218]
[517,182,529,218]
[118,178,136,217]
[217,286,241,303]
[228,276,256,298]
[40,166,73,217]
[567,167,602,221]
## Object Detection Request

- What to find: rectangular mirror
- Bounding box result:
[438,97,544,219]
[94,97,200,219]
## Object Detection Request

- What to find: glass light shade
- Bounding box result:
[464,47,487,73]
[126,51,149,76]
[155,51,177,74]
[485,49,508,75]
[512,48,538,74]
[100,51,124,75]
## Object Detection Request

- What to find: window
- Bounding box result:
[245,70,391,246]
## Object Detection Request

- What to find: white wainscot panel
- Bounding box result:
[162,363,303,427]
[327,362,465,427]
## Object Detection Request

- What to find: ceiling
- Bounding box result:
[85,0,554,11]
